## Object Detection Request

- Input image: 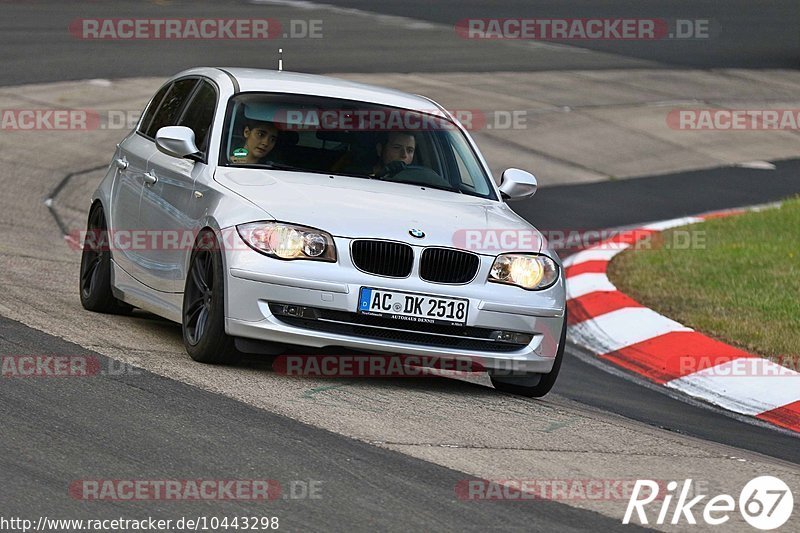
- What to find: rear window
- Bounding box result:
[142,78,198,138]
[177,81,217,154]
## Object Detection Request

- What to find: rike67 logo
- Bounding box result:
[624,476,794,530]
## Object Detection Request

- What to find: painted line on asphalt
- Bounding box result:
[44,164,107,242]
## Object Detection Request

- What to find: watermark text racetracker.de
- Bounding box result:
[69,228,249,253]
[0,109,100,131]
[69,18,323,40]
[68,478,322,501]
[451,228,707,254]
[274,108,527,131]
[668,109,800,130]
[456,478,702,501]
[456,18,711,40]
[1,108,527,132]
[678,355,800,377]
[274,354,489,378]
[0,109,140,132]
[65,227,707,255]
[1,355,142,378]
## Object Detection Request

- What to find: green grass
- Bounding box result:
[607,197,800,363]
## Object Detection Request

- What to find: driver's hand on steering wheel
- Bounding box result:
[377,160,407,178]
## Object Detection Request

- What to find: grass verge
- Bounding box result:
[607,197,800,364]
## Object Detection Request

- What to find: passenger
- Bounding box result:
[230,121,279,164]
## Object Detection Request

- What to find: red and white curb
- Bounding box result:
[563,208,800,434]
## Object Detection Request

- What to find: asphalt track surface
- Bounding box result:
[2,0,800,529]
[0,316,641,531]
[323,0,800,69]
[1,0,797,85]
[517,159,800,232]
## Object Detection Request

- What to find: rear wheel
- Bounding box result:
[79,203,132,314]
[182,230,239,364]
[490,310,568,398]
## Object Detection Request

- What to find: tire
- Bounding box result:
[79,203,133,314]
[182,230,240,365]
[489,309,568,398]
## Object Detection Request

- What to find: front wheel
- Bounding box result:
[490,310,568,398]
[79,203,132,314]
[182,230,239,364]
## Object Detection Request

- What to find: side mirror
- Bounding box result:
[155,126,199,159]
[498,168,537,201]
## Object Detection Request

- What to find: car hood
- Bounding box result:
[215,168,543,252]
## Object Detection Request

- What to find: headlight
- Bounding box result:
[488,254,559,290]
[237,222,337,262]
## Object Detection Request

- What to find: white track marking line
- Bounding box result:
[566,272,617,299]
[570,307,692,354]
[667,359,800,416]
[641,216,703,232]
[563,246,627,268]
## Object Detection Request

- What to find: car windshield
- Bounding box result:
[220,93,497,200]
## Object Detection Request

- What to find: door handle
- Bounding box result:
[114,158,128,170]
[143,171,158,186]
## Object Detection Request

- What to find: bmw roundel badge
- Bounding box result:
[409,228,425,239]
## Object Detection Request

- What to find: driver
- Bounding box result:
[230,120,279,165]
[373,131,416,176]
[334,130,418,177]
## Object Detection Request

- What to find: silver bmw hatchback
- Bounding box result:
[80,67,567,397]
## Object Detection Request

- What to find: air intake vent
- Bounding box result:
[420,248,480,284]
[351,240,413,278]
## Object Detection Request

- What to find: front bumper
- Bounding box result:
[224,235,566,374]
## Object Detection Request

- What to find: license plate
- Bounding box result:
[358,287,468,327]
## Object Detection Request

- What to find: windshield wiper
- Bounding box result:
[384,179,460,193]
[253,162,308,172]
[257,164,380,180]
[333,171,377,180]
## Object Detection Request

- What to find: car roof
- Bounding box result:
[214,67,449,118]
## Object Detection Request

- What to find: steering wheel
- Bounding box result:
[383,164,450,186]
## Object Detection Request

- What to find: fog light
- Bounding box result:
[270,303,319,319]
[490,330,534,344]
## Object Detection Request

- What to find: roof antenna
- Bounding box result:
[278,48,283,72]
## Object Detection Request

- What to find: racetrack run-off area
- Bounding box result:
[565,206,800,434]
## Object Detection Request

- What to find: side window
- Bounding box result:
[138,84,170,136]
[178,81,217,154]
[454,150,475,187]
[415,133,444,176]
[144,78,198,138]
